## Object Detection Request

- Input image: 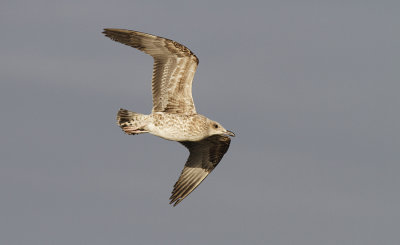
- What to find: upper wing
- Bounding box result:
[103,28,199,115]
[170,135,231,206]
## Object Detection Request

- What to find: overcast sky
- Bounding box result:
[1,0,399,244]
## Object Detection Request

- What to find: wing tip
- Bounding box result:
[169,197,183,207]
[102,28,199,64]
[102,28,116,35]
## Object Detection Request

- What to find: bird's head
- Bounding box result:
[208,120,235,137]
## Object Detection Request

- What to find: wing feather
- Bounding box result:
[170,135,231,206]
[103,28,198,114]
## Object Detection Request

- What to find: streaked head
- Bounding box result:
[208,120,235,137]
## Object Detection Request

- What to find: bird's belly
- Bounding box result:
[147,124,204,142]
[146,112,208,142]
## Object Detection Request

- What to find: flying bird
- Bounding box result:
[103,28,235,206]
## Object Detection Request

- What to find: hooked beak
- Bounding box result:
[225,130,235,137]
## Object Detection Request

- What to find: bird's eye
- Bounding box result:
[213,124,219,129]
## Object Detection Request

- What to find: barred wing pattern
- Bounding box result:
[170,135,231,206]
[103,28,199,115]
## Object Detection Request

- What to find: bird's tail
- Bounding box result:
[116,108,148,135]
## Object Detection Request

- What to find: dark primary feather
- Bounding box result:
[170,135,231,206]
[103,28,199,115]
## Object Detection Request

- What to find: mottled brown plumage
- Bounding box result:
[104,28,235,206]
[103,28,198,115]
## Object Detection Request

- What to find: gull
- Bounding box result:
[103,28,235,206]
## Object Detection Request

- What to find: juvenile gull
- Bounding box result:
[103,28,235,206]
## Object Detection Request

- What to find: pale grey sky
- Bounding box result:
[1,0,399,244]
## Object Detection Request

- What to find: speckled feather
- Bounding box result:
[105,28,234,206]
[103,28,198,115]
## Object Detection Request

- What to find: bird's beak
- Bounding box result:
[225,130,235,137]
